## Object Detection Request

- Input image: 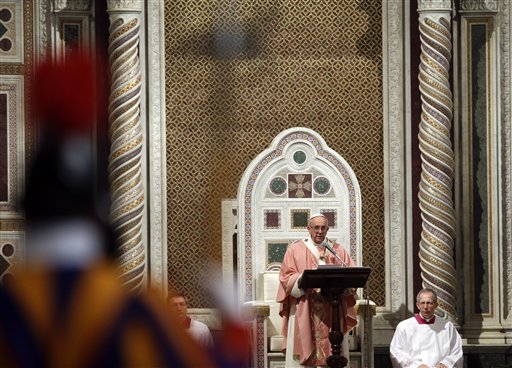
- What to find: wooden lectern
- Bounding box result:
[299,266,371,368]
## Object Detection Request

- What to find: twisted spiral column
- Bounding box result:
[107,1,145,293]
[417,1,458,322]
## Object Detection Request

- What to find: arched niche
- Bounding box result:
[237,127,362,302]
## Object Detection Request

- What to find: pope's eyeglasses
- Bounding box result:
[311,225,328,232]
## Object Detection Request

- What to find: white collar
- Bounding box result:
[304,236,325,264]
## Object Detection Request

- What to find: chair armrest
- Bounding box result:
[355,298,377,316]
[241,302,270,321]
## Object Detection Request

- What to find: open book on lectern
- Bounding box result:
[298,266,372,289]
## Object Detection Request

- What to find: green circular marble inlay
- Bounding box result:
[293,150,307,164]
[270,177,287,195]
[314,177,331,195]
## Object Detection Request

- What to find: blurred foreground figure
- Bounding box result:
[198,265,253,368]
[0,55,214,367]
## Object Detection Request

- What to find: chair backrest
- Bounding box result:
[257,271,282,337]
[237,127,362,303]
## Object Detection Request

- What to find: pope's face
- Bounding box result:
[416,291,437,319]
[307,217,329,244]
[169,296,188,322]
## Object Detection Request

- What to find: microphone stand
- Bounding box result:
[321,238,348,267]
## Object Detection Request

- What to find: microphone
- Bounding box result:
[321,239,349,267]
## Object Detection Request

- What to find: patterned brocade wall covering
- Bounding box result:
[164,0,384,307]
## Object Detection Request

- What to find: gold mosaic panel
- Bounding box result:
[165,0,384,307]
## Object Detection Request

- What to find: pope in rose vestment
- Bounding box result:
[276,228,357,367]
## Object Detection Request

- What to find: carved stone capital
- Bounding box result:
[106,0,143,12]
[53,0,91,11]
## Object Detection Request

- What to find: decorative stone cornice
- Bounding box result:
[53,0,91,11]
[460,0,499,12]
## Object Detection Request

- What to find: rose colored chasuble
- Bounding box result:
[276,238,357,366]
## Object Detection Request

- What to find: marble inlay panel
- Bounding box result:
[0,0,23,63]
[290,209,310,230]
[0,75,23,216]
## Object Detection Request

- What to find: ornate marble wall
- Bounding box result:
[164,0,384,308]
[0,0,33,282]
